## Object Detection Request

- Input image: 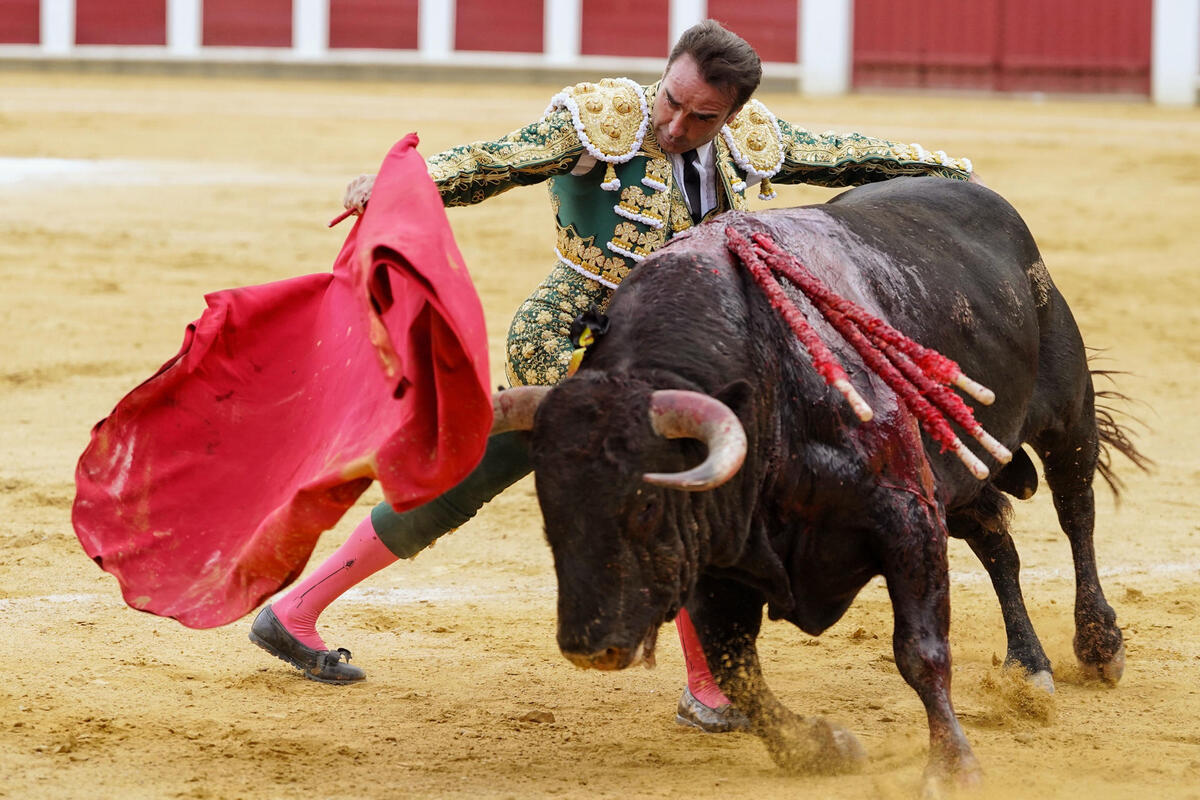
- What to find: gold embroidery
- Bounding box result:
[715,135,750,208]
[611,220,667,258]
[616,182,670,228]
[669,192,693,233]
[723,99,783,178]
[428,108,583,206]
[556,226,632,287]
[505,264,614,387]
[557,79,648,160]
[642,157,672,188]
[780,121,972,180]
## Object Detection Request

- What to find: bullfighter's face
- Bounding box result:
[652,53,743,154]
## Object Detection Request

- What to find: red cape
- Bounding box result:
[72,134,492,628]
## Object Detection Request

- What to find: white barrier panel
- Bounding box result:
[167,0,201,55]
[420,0,454,60]
[544,0,581,64]
[801,0,852,95]
[40,0,74,55]
[294,0,329,58]
[1153,0,1200,104]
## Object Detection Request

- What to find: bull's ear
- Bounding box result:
[714,379,754,425]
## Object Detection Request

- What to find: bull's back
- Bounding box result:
[759,178,1050,406]
[820,178,1045,342]
[615,177,1082,491]
[739,179,1076,490]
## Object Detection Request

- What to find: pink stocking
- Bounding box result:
[271,515,398,650]
[676,607,735,708]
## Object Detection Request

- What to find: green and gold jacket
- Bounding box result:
[427,77,972,290]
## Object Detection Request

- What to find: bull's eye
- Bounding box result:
[628,490,662,534]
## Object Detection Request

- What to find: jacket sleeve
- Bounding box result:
[427,108,586,207]
[773,116,972,188]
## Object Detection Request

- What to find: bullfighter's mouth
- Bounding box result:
[562,624,660,671]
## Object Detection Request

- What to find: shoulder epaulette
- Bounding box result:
[546,78,650,191]
[722,99,784,199]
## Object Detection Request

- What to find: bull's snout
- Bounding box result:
[561,645,636,671]
[559,626,658,671]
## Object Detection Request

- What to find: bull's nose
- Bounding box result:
[561,646,632,671]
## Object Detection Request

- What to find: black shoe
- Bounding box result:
[675,687,751,733]
[248,605,365,685]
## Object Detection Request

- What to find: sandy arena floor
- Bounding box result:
[1,71,1198,799]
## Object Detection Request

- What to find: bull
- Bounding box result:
[492,177,1143,789]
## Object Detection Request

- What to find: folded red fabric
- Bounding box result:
[72,134,491,628]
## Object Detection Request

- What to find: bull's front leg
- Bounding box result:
[688,576,866,774]
[880,495,982,793]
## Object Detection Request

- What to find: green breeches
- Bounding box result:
[504,262,613,387]
[372,431,533,558]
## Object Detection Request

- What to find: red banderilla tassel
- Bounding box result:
[752,233,995,406]
[725,226,874,422]
[727,226,1011,479]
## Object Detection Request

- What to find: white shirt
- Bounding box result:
[669,141,717,220]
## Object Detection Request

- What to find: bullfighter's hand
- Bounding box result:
[968,171,987,188]
[343,173,375,213]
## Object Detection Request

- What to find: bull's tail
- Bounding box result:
[1090,359,1154,500]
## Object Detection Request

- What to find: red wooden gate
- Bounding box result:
[203,0,292,48]
[329,0,419,50]
[455,0,543,53]
[76,0,166,45]
[0,0,39,44]
[853,0,1153,94]
[708,0,799,64]
[580,0,669,57]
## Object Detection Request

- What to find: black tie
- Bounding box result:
[683,148,703,224]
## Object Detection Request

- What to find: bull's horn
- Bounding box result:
[491,385,551,434]
[643,390,748,491]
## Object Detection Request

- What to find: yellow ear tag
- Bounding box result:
[566,326,596,377]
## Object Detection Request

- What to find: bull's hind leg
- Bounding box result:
[949,487,1055,692]
[1034,411,1124,683]
[687,578,865,774]
[881,493,981,791]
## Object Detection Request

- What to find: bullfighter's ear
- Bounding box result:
[714,379,754,423]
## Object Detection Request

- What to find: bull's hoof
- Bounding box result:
[1026,669,1056,694]
[764,718,866,775]
[921,747,983,799]
[921,763,983,800]
[1077,642,1125,685]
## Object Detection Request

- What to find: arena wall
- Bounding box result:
[0,0,1196,104]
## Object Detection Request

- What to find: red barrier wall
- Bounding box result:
[999,0,1153,92]
[580,0,669,58]
[203,0,292,47]
[0,0,39,43]
[853,0,1153,94]
[329,0,419,50]
[76,0,167,45]
[708,0,799,64]
[456,0,543,53]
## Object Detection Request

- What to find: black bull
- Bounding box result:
[492,177,1142,785]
